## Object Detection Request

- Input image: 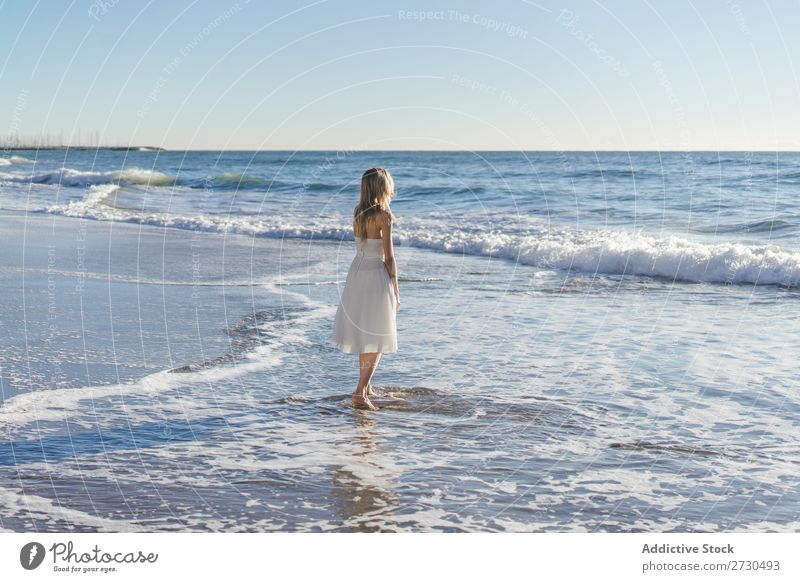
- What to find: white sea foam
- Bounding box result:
[42,189,800,287]
[404,227,800,286]
[60,183,120,213]
[0,166,175,186]
[0,280,332,433]
[0,165,277,189]
[0,155,34,165]
[0,489,150,532]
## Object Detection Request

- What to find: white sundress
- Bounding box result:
[331,237,397,354]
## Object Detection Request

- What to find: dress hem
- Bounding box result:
[330,339,397,354]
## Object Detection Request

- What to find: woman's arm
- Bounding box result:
[381,211,400,309]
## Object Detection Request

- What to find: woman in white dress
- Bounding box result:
[331,167,400,410]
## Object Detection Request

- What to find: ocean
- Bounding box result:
[0,149,798,532]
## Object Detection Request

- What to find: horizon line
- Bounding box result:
[6,147,800,153]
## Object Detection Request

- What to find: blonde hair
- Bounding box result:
[353,167,394,239]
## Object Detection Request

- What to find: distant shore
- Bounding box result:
[2,146,165,151]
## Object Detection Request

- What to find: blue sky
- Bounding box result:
[0,0,798,150]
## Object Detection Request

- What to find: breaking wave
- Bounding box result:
[0,166,332,191]
[0,167,175,187]
[0,155,34,166]
[40,186,800,287]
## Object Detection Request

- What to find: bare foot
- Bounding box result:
[352,394,379,411]
[366,383,376,397]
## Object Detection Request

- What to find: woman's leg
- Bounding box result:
[366,352,381,395]
[353,352,381,409]
[356,352,381,395]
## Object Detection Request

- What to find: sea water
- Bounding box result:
[0,149,797,531]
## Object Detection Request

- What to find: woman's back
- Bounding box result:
[356,210,387,239]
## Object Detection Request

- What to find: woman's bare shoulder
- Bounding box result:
[377,208,394,225]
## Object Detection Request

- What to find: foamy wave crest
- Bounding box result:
[400,227,800,286]
[46,194,352,239]
[43,193,800,287]
[0,155,34,165]
[60,184,120,213]
[1,166,176,187]
[0,166,288,190]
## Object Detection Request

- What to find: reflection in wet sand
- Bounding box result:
[329,410,398,532]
